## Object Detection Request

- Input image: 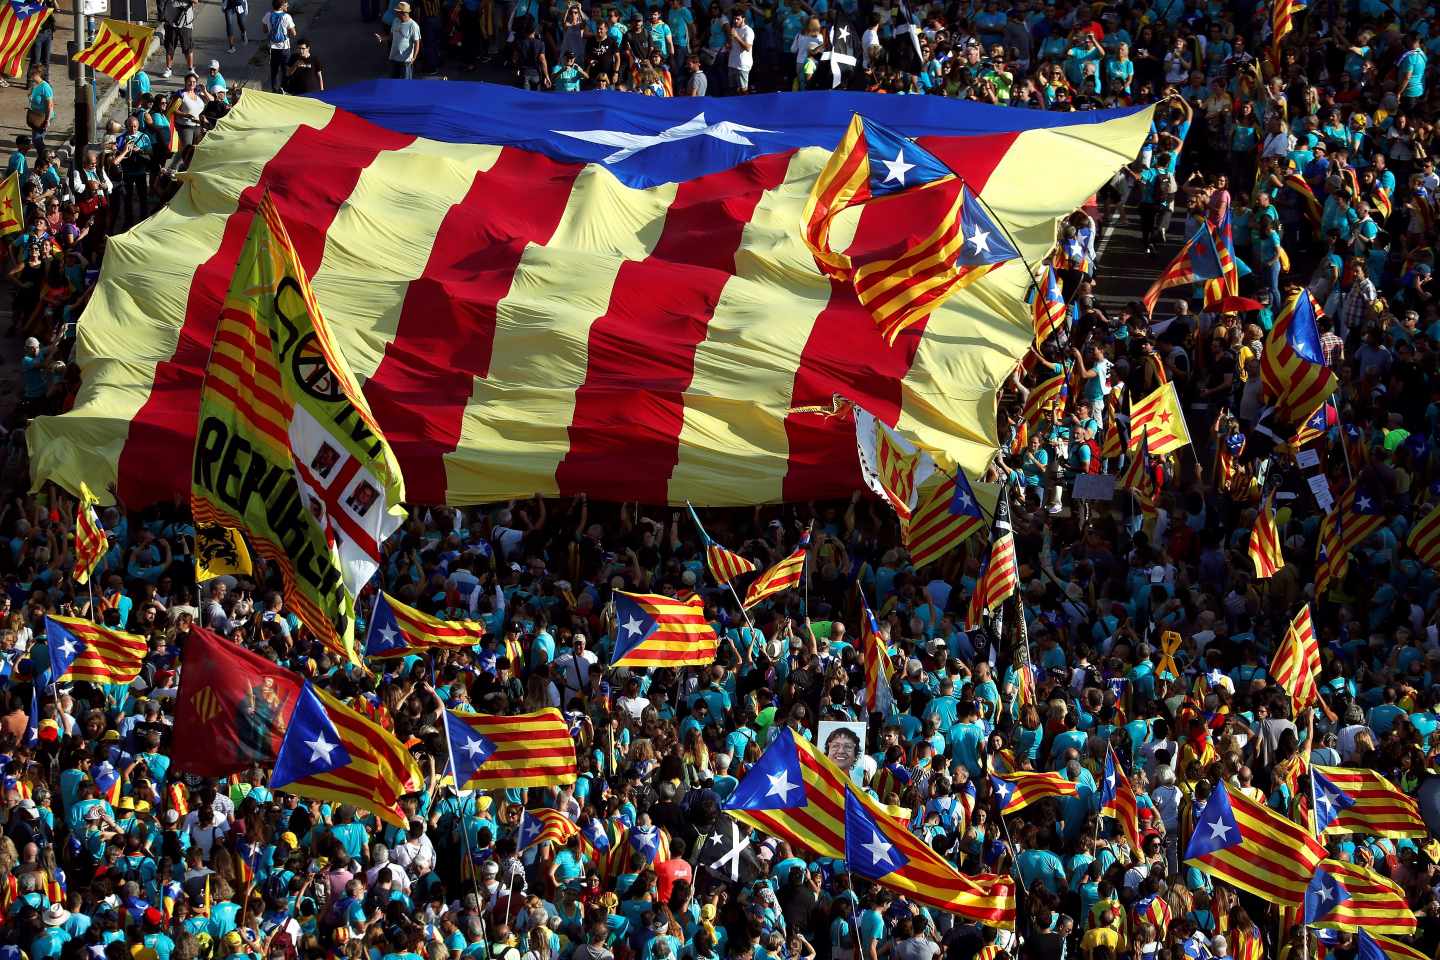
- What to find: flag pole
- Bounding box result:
[685,501,758,636]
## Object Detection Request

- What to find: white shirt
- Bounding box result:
[1261,130,1294,159]
[861,26,879,67]
[727,23,754,70]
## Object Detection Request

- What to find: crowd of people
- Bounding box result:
[0,0,1435,957]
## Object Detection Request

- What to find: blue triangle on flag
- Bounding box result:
[1304,865,1351,924]
[956,186,1020,267]
[861,117,952,197]
[843,790,909,880]
[364,595,410,657]
[269,683,351,789]
[445,710,497,786]
[1183,782,1241,860]
[724,726,807,812]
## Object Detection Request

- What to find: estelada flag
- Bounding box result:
[73,18,154,84]
[171,626,303,777]
[31,89,1155,512]
[1129,381,1191,455]
[0,172,22,237]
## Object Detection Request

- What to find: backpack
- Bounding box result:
[1082,439,1101,473]
[268,11,288,44]
[269,926,299,960]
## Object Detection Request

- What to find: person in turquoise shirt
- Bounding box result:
[330,809,371,861]
[1017,839,1066,894]
[30,910,69,960]
[1104,45,1134,94]
[552,52,588,89]
[1398,33,1427,107]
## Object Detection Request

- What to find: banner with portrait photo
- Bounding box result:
[817,720,868,787]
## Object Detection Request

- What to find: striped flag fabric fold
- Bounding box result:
[687,504,756,585]
[902,468,985,569]
[73,482,108,586]
[1261,289,1338,423]
[1315,480,1385,596]
[1313,764,1427,838]
[364,591,485,658]
[516,808,583,850]
[1184,780,1325,906]
[1032,264,1068,345]
[443,707,578,790]
[1020,372,1066,434]
[861,593,893,714]
[1141,219,1223,311]
[1284,172,1323,224]
[1270,604,1320,715]
[611,590,718,667]
[966,532,1018,629]
[268,682,422,828]
[45,615,147,685]
[1129,381,1191,455]
[727,725,1015,925]
[1248,491,1283,578]
[743,531,810,608]
[0,0,51,78]
[1407,502,1440,572]
[1098,747,1141,852]
[73,18,154,83]
[1306,858,1417,935]
[989,769,1079,815]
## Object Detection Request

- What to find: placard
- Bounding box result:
[1308,474,1334,512]
[1073,473,1117,501]
[1295,448,1321,469]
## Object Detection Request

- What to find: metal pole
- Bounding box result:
[71,0,93,158]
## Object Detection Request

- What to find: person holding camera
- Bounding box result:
[159,0,196,78]
[284,37,325,92]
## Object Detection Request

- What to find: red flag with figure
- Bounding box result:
[172,626,304,777]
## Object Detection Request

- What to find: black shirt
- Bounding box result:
[284,57,324,94]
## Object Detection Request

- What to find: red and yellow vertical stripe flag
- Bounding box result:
[1021,371,1066,435]
[0,0,51,78]
[1305,858,1417,935]
[902,467,986,570]
[1032,264,1068,346]
[989,768,1079,816]
[1099,746,1141,852]
[443,708,577,790]
[1262,288,1338,424]
[1129,381,1192,455]
[73,482,108,586]
[686,504,755,585]
[164,94,183,154]
[73,18,155,84]
[1099,415,1125,460]
[1184,780,1325,906]
[45,615,148,685]
[1248,491,1283,578]
[1407,502,1440,572]
[1270,604,1320,716]
[966,531,1017,629]
[363,592,485,658]
[1271,0,1303,64]
[870,421,922,521]
[1313,764,1427,838]
[860,592,893,714]
[1284,172,1324,224]
[727,725,1015,926]
[268,682,422,828]
[0,172,23,237]
[743,530,810,608]
[611,590,718,667]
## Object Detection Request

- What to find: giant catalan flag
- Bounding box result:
[727,726,1014,925]
[188,194,407,665]
[1185,780,1326,906]
[442,708,577,789]
[31,87,1152,510]
[45,615,148,685]
[269,682,422,828]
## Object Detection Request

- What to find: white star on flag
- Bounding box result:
[378,625,399,647]
[956,490,974,511]
[553,113,776,165]
[881,149,916,186]
[58,639,77,658]
[766,770,797,802]
[1314,884,1333,904]
[862,830,895,867]
[622,616,644,637]
[1205,819,1232,842]
[994,782,1011,802]
[1106,774,1116,790]
[1357,495,1373,511]
[461,736,487,759]
[966,225,991,256]
[836,24,850,41]
[305,733,337,765]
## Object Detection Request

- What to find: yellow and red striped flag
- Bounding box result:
[1099,747,1141,852]
[1184,780,1325,906]
[1270,604,1320,716]
[989,769,1079,816]
[1129,381,1191,455]
[269,682,422,828]
[1371,187,1393,221]
[1262,289,1338,424]
[1271,0,1302,64]
[686,505,755,585]
[0,0,51,78]
[72,482,108,586]
[1248,491,1283,578]
[166,783,189,818]
[164,94,182,154]
[1305,858,1417,935]
[1284,172,1323,224]
[364,592,485,658]
[516,808,582,850]
[0,172,22,237]
[1314,764,1427,838]
[45,615,147,685]
[902,468,986,569]
[1099,416,1125,460]
[73,18,154,84]
[1021,371,1066,434]
[1032,264,1068,345]
[728,725,1015,926]
[1407,502,1440,572]
[612,590,717,667]
[860,593,893,714]
[743,531,810,608]
[966,532,1017,629]
[444,708,577,790]
[868,419,922,521]
[1315,480,1385,596]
